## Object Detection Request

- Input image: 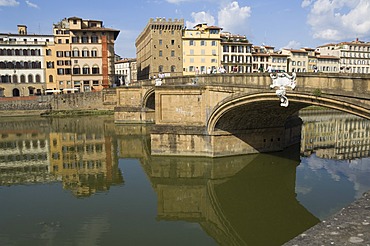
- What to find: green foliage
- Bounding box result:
[312,88,322,97]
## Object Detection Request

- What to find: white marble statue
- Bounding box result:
[270,72,297,107]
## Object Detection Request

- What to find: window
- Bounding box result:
[58,39,62,44]
[35,75,41,83]
[64,51,71,57]
[212,41,216,46]
[73,49,79,57]
[171,40,175,45]
[91,36,98,43]
[28,74,33,83]
[171,50,175,57]
[159,40,162,45]
[65,68,71,75]
[189,40,195,46]
[92,65,100,74]
[46,49,52,56]
[82,36,89,43]
[72,37,79,43]
[21,75,26,83]
[91,49,98,57]
[159,50,163,57]
[49,75,53,82]
[93,80,99,86]
[82,66,90,74]
[56,51,63,57]
[82,49,89,57]
[201,40,206,46]
[73,66,80,75]
[158,65,163,72]
[190,49,194,55]
[171,65,176,72]
[57,68,64,75]
[47,61,54,68]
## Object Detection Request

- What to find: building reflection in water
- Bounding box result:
[0,116,123,197]
[0,110,369,245]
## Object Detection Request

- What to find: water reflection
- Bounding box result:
[0,116,123,197]
[0,111,369,245]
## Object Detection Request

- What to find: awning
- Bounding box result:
[45,89,61,93]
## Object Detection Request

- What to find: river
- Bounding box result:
[0,110,369,246]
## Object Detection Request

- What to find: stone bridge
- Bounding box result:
[113,73,370,157]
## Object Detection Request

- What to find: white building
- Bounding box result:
[221,32,252,73]
[114,58,137,85]
[316,39,370,73]
[0,25,54,97]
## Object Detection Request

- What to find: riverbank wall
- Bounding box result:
[285,190,370,245]
[0,89,117,116]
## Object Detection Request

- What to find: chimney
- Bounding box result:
[17,25,27,35]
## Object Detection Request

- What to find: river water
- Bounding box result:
[0,110,369,246]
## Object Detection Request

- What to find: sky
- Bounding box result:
[1,0,370,58]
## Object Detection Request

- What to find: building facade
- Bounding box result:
[182,23,222,75]
[136,18,184,80]
[317,39,370,73]
[114,58,137,85]
[221,32,252,73]
[281,49,309,73]
[53,17,119,93]
[0,25,54,97]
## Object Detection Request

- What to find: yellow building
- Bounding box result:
[136,18,184,80]
[53,17,119,93]
[281,49,309,73]
[182,23,222,75]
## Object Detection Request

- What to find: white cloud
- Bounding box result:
[186,11,215,29]
[301,0,313,8]
[218,1,251,34]
[25,0,38,8]
[0,0,19,6]
[282,40,302,49]
[304,0,370,41]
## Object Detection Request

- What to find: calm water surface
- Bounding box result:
[0,111,369,246]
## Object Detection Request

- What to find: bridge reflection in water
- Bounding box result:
[0,111,369,245]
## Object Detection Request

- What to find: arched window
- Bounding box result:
[92,65,99,74]
[0,62,5,69]
[73,48,79,57]
[159,65,163,73]
[21,75,26,83]
[28,74,33,83]
[12,74,18,83]
[23,49,29,56]
[91,48,98,57]
[82,48,89,57]
[49,75,53,83]
[82,65,90,74]
[35,74,41,83]
[7,62,14,69]
[171,65,176,72]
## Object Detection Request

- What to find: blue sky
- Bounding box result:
[1,0,370,58]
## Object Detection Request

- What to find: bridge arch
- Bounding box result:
[207,92,370,135]
[142,87,155,110]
